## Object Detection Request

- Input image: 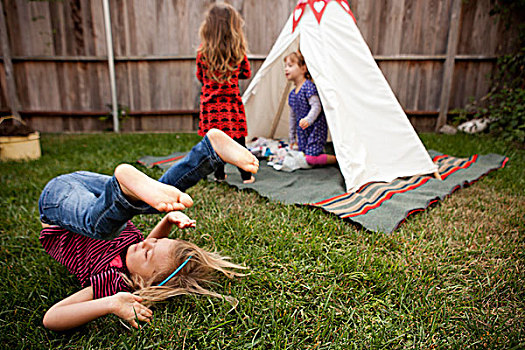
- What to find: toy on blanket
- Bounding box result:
[247,137,312,172]
[248,137,287,158]
[270,149,312,172]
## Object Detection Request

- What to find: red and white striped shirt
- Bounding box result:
[40,221,144,299]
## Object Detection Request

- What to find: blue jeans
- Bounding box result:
[39,135,223,240]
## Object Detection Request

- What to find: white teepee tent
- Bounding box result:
[242,0,438,192]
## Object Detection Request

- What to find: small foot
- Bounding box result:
[206,129,259,174]
[243,176,255,184]
[115,164,193,212]
[215,174,227,183]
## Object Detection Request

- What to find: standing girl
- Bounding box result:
[39,129,258,331]
[284,51,337,166]
[196,3,255,183]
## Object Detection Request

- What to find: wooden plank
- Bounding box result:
[120,0,134,111]
[448,60,495,110]
[0,0,20,117]
[89,0,106,56]
[436,0,462,131]
[399,0,414,54]
[24,62,60,110]
[93,60,109,111]
[433,0,451,54]
[49,1,65,55]
[0,59,6,108]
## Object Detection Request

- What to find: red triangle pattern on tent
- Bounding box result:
[292,0,357,32]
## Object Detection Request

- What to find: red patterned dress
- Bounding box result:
[196,53,251,139]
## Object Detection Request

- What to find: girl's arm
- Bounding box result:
[148,211,196,239]
[43,286,152,331]
[299,94,323,129]
[238,55,251,79]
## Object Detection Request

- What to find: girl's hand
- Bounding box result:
[299,118,310,129]
[149,211,195,238]
[166,211,196,229]
[111,292,153,329]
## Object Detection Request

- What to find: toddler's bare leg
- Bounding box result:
[326,155,337,165]
[115,164,193,212]
[206,129,259,174]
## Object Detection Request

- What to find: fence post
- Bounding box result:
[103,0,119,132]
[436,0,462,131]
[0,0,21,119]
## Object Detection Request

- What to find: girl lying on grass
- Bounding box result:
[38,129,258,331]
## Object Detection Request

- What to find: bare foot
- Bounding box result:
[114,164,193,212]
[243,176,255,184]
[206,129,259,174]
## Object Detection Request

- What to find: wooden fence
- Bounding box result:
[0,0,521,133]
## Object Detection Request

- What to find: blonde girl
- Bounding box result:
[40,129,259,331]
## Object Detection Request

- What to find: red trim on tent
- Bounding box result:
[333,0,357,22]
[310,0,328,24]
[292,2,307,32]
[292,0,357,33]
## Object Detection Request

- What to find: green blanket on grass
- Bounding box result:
[138,150,507,233]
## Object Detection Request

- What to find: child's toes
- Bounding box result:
[247,163,258,173]
[179,193,194,208]
[168,202,183,212]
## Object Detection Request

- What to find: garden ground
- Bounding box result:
[0,132,523,349]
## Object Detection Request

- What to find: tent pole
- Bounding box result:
[270,81,291,138]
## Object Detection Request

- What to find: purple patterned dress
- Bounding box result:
[288,80,328,156]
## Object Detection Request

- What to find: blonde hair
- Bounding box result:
[284,50,312,80]
[197,3,248,83]
[123,239,247,307]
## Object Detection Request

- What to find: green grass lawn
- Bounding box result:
[0,132,523,349]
